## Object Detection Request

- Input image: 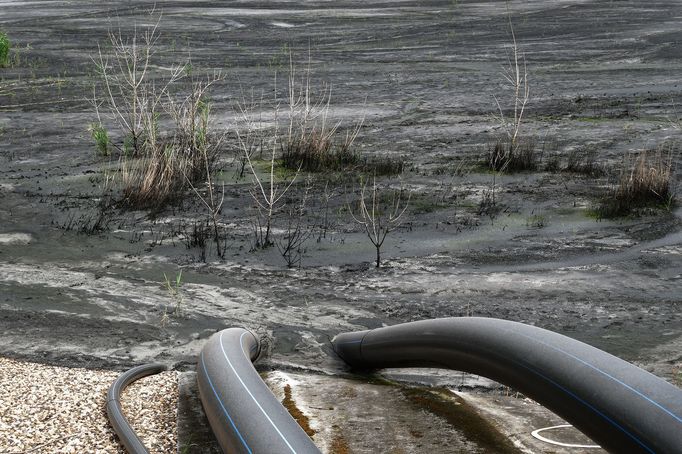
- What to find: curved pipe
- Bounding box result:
[197,328,321,454]
[106,363,167,454]
[332,317,682,454]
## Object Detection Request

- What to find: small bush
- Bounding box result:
[598,149,674,218]
[564,147,604,176]
[544,155,561,172]
[281,130,404,176]
[0,32,10,67]
[281,130,358,172]
[364,155,405,176]
[90,123,110,156]
[486,136,538,172]
[120,135,218,210]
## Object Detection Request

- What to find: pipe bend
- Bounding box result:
[333,317,682,454]
[106,363,167,454]
[197,327,321,454]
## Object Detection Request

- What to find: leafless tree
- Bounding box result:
[349,177,410,268]
[316,181,336,242]
[243,119,300,248]
[277,178,313,268]
[93,15,184,156]
[493,13,530,159]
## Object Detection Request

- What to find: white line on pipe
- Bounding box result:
[219,330,298,454]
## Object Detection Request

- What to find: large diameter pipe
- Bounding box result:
[106,363,167,454]
[197,328,321,454]
[332,317,682,454]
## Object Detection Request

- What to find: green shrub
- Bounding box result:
[90,123,110,156]
[0,32,10,67]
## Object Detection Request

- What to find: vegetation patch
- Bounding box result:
[598,149,675,218]
[562,147,605,176]
[89,123,109,156]
[409,192,450,214]
[92,20,223,211]
[486,136,539,172]
[281,133,405,176]
[0,32,9,67]
[281,130,358,172]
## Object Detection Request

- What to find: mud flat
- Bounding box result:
[1,0,681,452]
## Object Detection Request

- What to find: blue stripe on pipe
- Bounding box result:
[516,360,655,454]
[356,323,663,451]
[512,329,682,425]
[218,331,297,454]
[200,352,253,454]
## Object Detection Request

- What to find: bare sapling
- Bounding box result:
[317,181,336,242]
[235,88,266,179]
[280,50,364,173]
[284,50,336,155]
[172,74,228,257]
[167,72,224,179]
[184,117,227,258]
[243,113,300,249]
[349,176,410,268]
[277,178,313,268]
[93,16,184,157]
[490,12,531,172]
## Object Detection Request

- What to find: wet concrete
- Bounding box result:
[1,0,682,452]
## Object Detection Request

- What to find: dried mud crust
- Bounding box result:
[0,357,177,453]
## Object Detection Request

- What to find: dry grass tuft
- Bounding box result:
[281,128,358,173]
[599,148,675,217]
[486,136,538,172]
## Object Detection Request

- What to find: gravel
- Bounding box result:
[0,357,177,453]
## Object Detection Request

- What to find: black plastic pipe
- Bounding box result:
[106,363,167,454]
[333,317,682,454]
[197,328,321,454]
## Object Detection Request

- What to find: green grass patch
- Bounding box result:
[409,193,449,214]
[0,32,10,67]
[90,123,110,156]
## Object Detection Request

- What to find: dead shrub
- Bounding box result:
[93,16,223,211]
[118,79,223,210]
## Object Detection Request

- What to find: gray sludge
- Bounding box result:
[106,363,167,454]
[197,328,321,454]
[332,317,682,454]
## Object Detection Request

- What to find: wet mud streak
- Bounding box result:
[403,388,522,454]
[282,384,317,437]
[329,426,353,454]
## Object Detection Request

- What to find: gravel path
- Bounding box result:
[0,357,177,453]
